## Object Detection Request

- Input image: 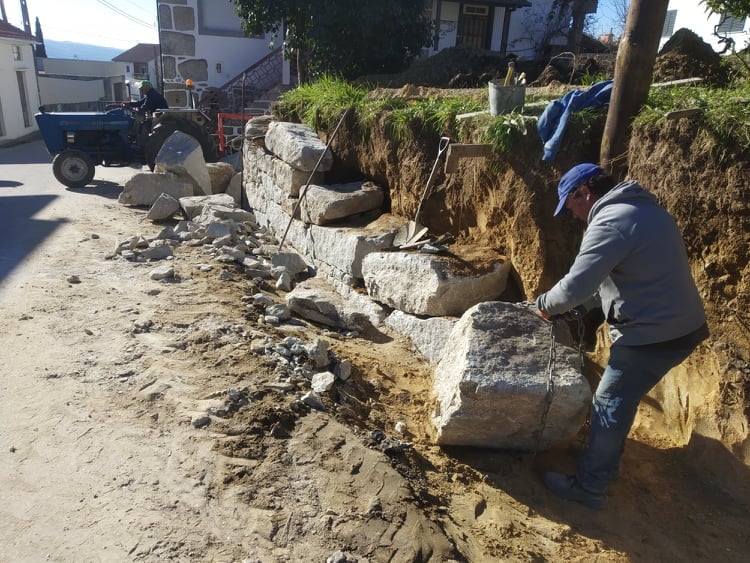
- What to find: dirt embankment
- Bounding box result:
[326,96,750,492]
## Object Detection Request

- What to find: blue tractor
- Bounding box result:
[35,106,217,188]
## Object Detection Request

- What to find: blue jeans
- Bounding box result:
[576,343,696,494]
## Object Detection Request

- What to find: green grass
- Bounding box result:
[276,75,750,157]
[635,81,750,153]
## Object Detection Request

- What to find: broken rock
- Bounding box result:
[362,251,512,317]
[290,181,385,225]
[119,172,193,207]
[147,192,181,221]
[154,130,212,196]
[431,301,592,450]
[264,121,334,172]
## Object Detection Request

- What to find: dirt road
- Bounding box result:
[1,141,748,562]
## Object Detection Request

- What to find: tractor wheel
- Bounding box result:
[52,150,96,188]
[144,119,217,171]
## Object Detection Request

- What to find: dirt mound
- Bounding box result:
[357,46,509,88]
[654,28,730,85]
[531,53,616,86]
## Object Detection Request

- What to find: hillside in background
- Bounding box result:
[43,39,126,61]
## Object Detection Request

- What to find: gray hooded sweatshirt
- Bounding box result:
[537,180,707,346]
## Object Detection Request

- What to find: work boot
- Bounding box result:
[543,472,607,510]
[567,444,620,480]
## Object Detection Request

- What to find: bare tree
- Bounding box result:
[601,0,630,36]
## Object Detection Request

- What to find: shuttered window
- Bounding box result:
[662,10,677,37]
[717,15,746,33]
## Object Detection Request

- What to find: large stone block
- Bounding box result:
[292,181,384,225]
[362,252,512,317]
[246,144,324,197]
[264,122,333,172]
[385,310,457,364]
[431,301,592,450]
[154,130,211,196]
[286,277,385,332]
[119,172,193,207]
[207,162,235,194]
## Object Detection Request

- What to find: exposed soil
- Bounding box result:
[2,33,749,562]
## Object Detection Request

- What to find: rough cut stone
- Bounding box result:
[147,193,181,221]
[264,121,333,172]
[245,115,274,139]
[154,130,211,196]
[385,310,457,364]
[362,252,512,317]
[245,145,324,197]
[119,172,193,207]
[179,193,236,219]
[432,301,592,450]
[271,251,309,278]
[290,181,385,225]
[286,277,382,332]
[226,172,242,205]
[206,162,236,194]
[244,184,401,281]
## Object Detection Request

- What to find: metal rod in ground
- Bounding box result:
[239,71,247,211]
[277,107,351,250]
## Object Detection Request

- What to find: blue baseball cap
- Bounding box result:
[554,163,604,216]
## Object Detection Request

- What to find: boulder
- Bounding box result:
[291,181,385,225]
[119,172,193,207]
[385,310,457,364]
[245,144,325,197]
[431,301,592,450]
[264,121,333,172]
[362,251,512,317]
[179,193,237,220]
[206,162,236,194]
[147,193,181,221]
[154,130,212,195]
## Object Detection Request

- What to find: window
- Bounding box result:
[464,5,489,16]
[16,71,30,128]
[662,10,677,38]
[717,14,746,33]
[12,45,22,61]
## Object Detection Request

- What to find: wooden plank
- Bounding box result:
[444,144,494,173]
[651,77,704,88]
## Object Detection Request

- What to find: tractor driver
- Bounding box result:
[123,80,169,143]
[124,80,169,115]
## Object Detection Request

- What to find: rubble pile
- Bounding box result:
[115,120,592,450]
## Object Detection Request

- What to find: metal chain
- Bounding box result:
[534,320,557,452]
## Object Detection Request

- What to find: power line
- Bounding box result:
[96,0,153,29]
[118,0,156,19]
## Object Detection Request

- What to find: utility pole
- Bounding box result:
[600,0,669,180]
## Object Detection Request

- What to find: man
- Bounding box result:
[536,163,708,510]
[125,79,169,114]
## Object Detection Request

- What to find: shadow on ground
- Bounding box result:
[445,433,750,561]
[0,195,67,285]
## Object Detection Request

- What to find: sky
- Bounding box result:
[4,0,159,49]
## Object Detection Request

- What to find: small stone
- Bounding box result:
[150,265,174,281]
[66,275,81,284]
[334,360,352,381]
[192,415,211,428]
[301,390,326,411]
[311,371,336,393]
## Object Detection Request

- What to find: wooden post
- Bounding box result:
[600,0,669,180]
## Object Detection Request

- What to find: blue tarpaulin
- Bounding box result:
[537,80,613,162]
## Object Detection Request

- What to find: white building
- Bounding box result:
[156,0,591,112]
[660,0,749,52]
[0,18,40,145]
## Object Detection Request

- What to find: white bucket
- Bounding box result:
[488,81,526,115]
